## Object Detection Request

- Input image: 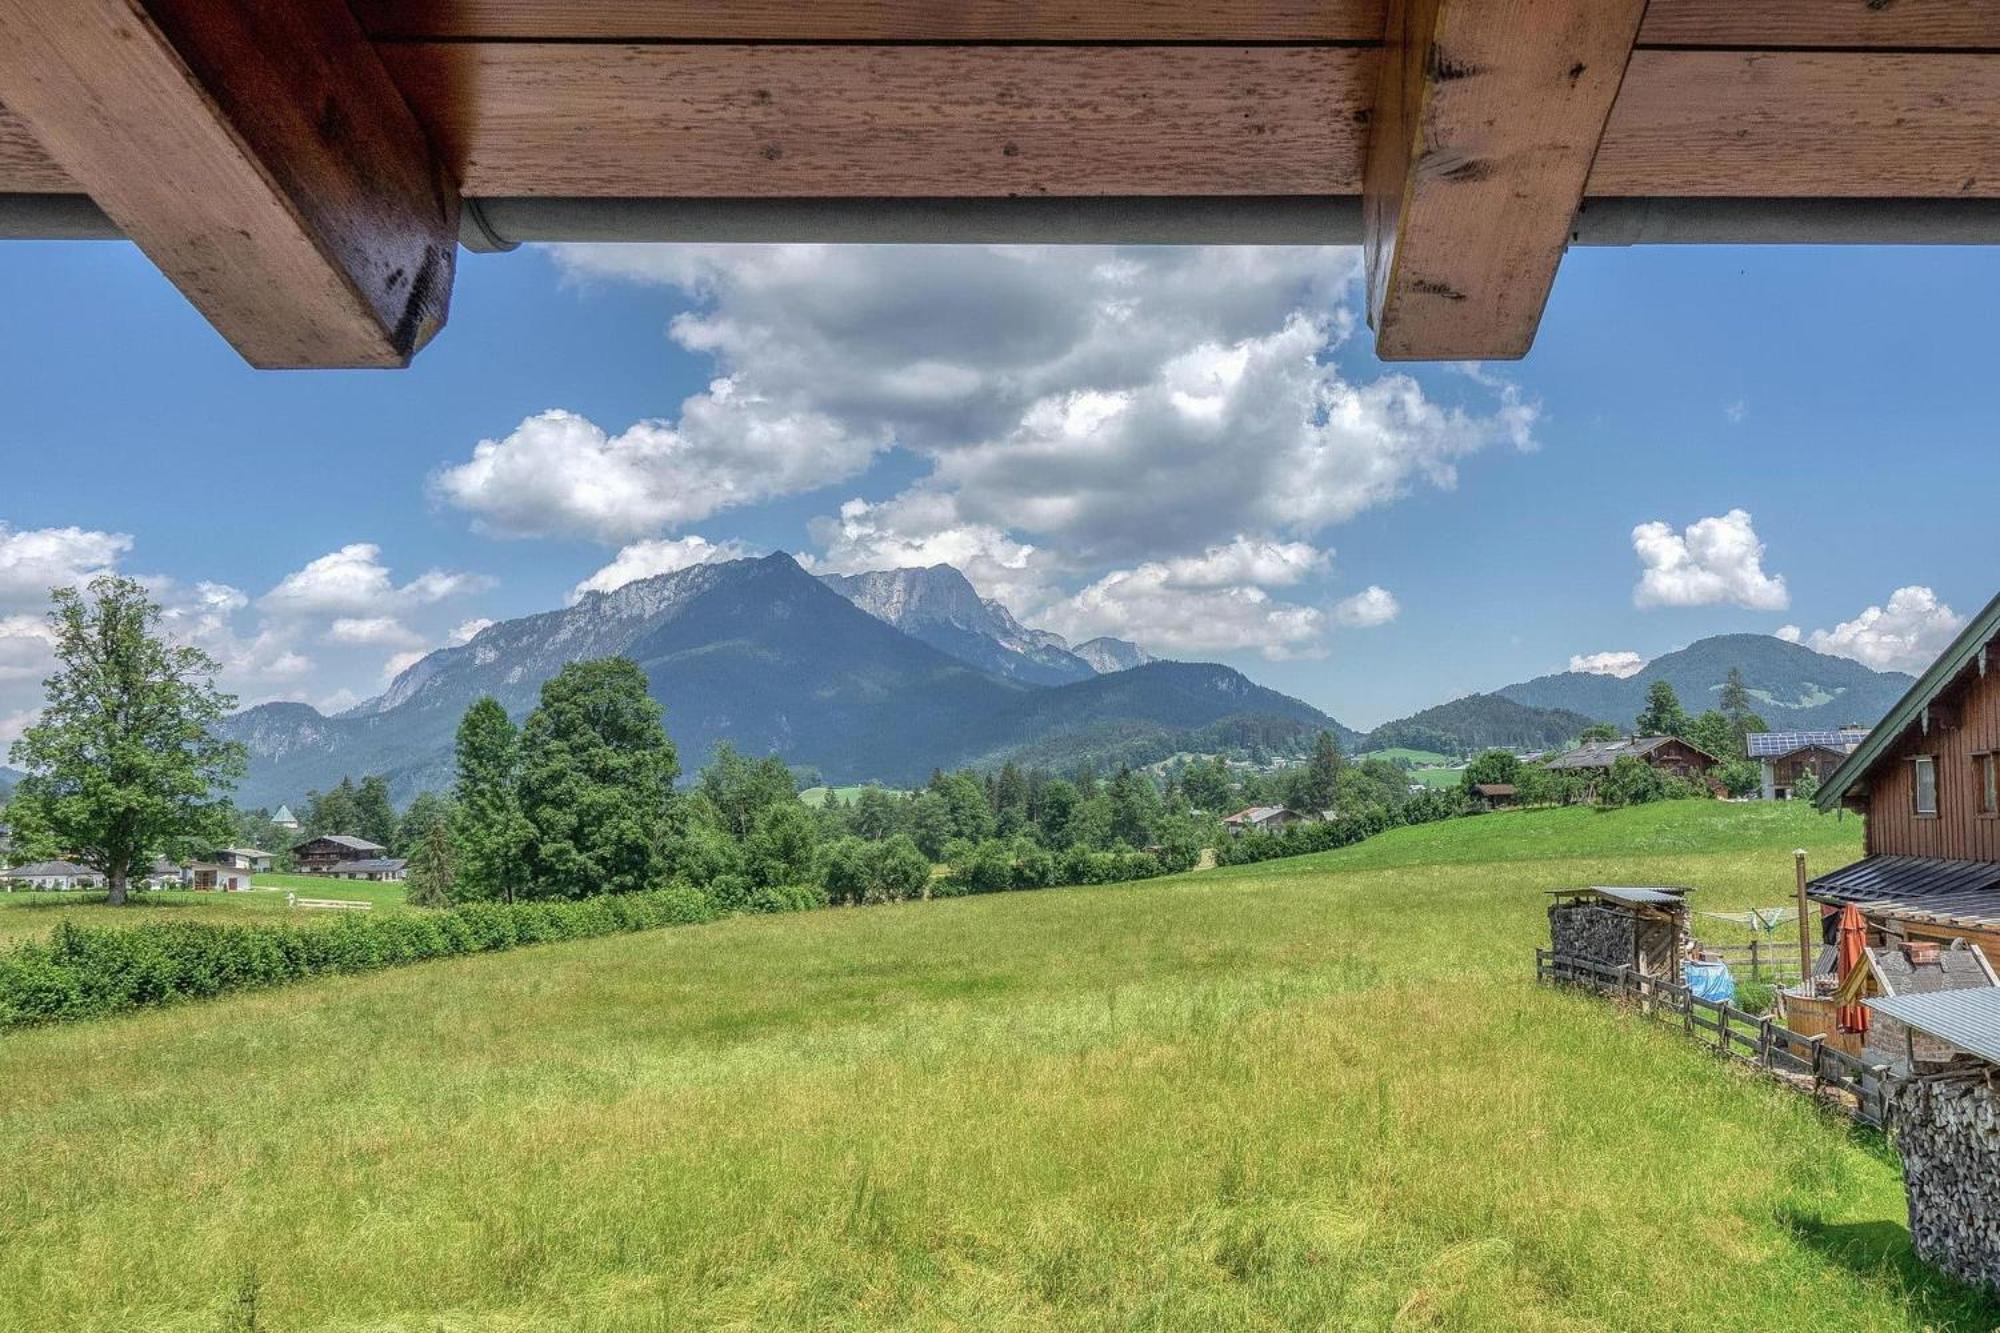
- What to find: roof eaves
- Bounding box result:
[1818,590,2000,810]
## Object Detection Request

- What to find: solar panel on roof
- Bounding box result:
[1745,730,1867,758]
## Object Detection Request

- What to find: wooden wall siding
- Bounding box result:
[1865,654,2000,862]
[352,0,2000,49]
[380,43,1371,198]
[1588,52,2000,198]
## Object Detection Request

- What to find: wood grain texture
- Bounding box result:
[381,43,1372,197]
[0,106,77,191]
[1638,0,2000,50]
[353,0,1389,42]
[0,0,458,366]
[1592,51,2000,197]
[1363,0,1648,360]
[352,0,2000,48]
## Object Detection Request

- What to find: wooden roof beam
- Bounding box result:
[1363,0,1648,360]
[0,0,459,368]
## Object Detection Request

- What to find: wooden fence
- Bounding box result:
[1694,939,1803,983]
[1534,949,1894,1128]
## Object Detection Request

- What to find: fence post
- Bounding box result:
[1758,1016,1773,1070]
[1809,1035,1825,1093]
[1749,937,1761,980]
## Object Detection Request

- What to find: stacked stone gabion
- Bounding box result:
[1889,1069,2000,1293]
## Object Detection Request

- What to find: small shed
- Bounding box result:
[1870,989,2000,1294]
[1470,782,1517,811]
[1547,886,1691,981]
[1833,939,1999,1074]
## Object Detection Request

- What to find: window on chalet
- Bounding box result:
[1913,755,1939,817]
[1978,752,1998,818]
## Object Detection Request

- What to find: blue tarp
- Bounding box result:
[1685,959,1736,1004]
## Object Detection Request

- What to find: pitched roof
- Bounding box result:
[1866,989,2000,1066]
[1868,941,1997,997]
[1807,855,2000,932]
[298,834,386,852]
[1471,783,1516,796]
[1819,589,2000,809]
[8,860,94,878]
[272,805,297,823]
[1548,885,1690,907]
[326,858,407,874]
[1745,729,1868,759]
[1544,736,1716,770]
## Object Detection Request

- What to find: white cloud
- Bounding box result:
[380,650,429,684]
[808,495,1052,611]
[1632,509,1788,611]
[1783,586,1966,674]
[325,616,423,648]
[571,535,759,602]
[261,543,489,617]
[1331,586,1400,629]
[0,613,56,682]
[0,523,130,607]
[449,618,494,646]
[1160,538,1331,590]
[432,404,876,543]
[1570,650,1648,678]
[1039,562,1327,661]
[0,708,36,746]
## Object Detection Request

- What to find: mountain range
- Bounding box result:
[219,554,1341,807]
[208,553,1921,809]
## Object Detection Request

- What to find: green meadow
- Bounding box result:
[0,880,408,948]
[2,801,1992,1331]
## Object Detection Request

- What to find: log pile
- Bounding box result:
[1888,1066,2000,1293]
[1551,902,1636,971]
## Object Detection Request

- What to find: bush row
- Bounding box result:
[0,884,786,1030]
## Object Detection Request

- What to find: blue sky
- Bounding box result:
[2,238,1996,736]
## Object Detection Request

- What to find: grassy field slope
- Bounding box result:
[2,802,1989,1331]
[0,880,410,948]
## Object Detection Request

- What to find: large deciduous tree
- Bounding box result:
[517,659,679,897]
[452,697,532,903]
[7,576,244,905]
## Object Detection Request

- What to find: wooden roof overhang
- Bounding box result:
[2,0,1998,368]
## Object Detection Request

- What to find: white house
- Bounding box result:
[211,847,274,873]
[7,860,99,890]
[1220,805,1311,837]
[182,862,256,892]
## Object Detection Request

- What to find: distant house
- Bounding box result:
[271,804,300,831]
[293,835,387,874]
[7,860,98,890]
[1220,805,1309,837]
[182,862,256,892]
[1469,782,1518,811]
[1544,735,1719,796]
[210,847,274,873]
[1745,727,1869,800]
[325,857,407,883]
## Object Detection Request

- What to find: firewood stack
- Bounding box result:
[1888,1066,2000,1293]
[1551,903,1636,971]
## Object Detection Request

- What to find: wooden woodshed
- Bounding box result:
[1546,886,1690,982]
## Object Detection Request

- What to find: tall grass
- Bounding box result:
[0,802,1990,1330]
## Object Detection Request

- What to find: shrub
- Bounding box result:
[0,886,726,1031]
[744,883,829,915]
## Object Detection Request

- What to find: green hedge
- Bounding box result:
[0,885,731,1030]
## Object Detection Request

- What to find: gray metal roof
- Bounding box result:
[299,834,386,852]
[1544,736,1717,770]
[1548,885,1690,906]
[1745,729,1867,758]
[326,858,407,874]
[1866,989,2000,1066]
[1808,855,2000,931]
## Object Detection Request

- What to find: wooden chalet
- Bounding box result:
[1469,782,1517,811]
[1544,735,1718,796]
[2,4,1999,369]
[1811,592,2000,959]
[292,834,388,875]
[1745,727,1869,801]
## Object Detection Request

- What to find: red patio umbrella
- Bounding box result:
[1834,903,1869,1034]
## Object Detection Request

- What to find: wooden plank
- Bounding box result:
[1638,0,2000,51]
[381,42,1371,198]
[1362,0,1648,359]
[353,0,1390,42]
[1591,51,2000,198]
[352,0,2000,49]
[0,1,459,367]
[0,105,76,192]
